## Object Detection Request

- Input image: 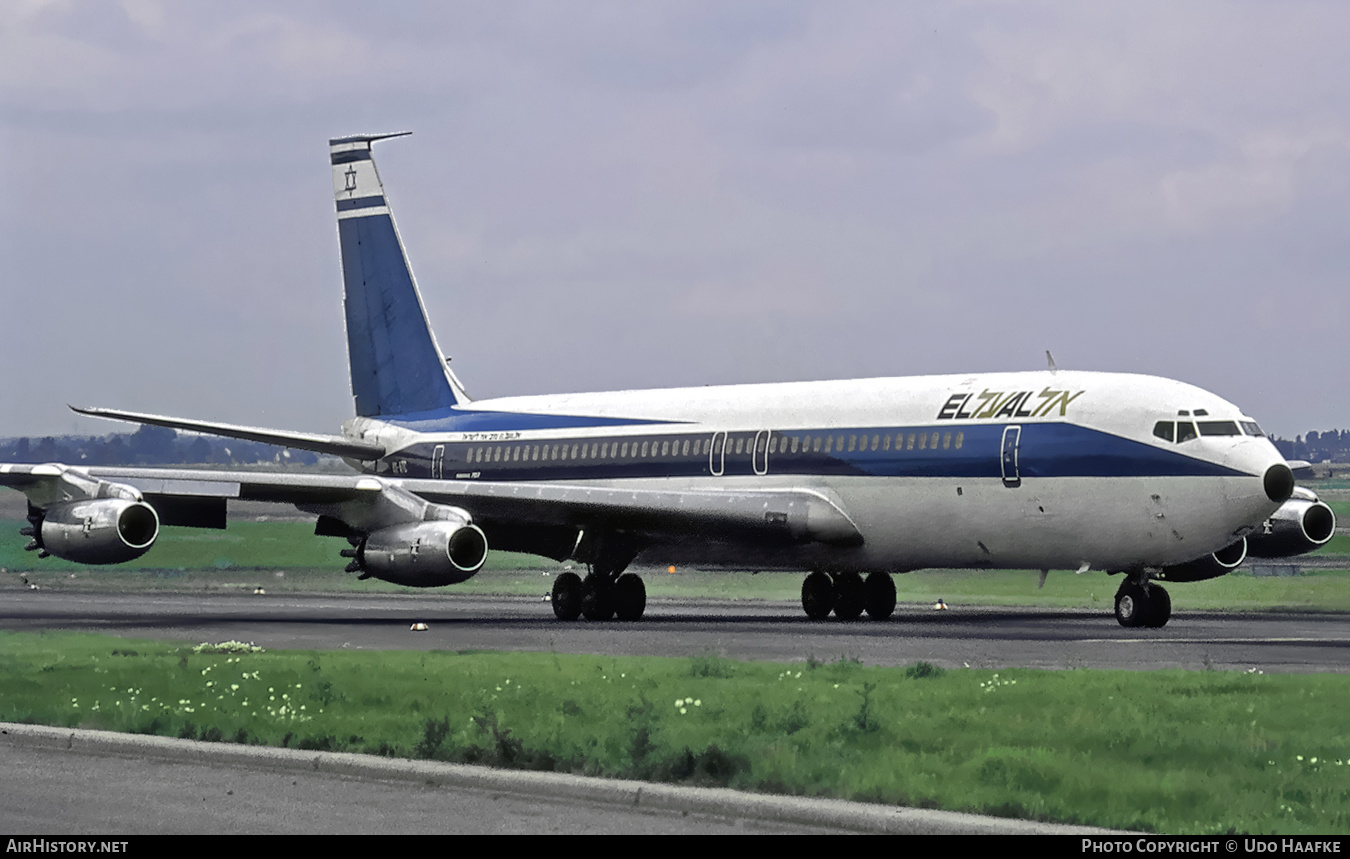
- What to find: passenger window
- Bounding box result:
[848,435,856,452]
[812,437,822,452]
[1153,422,1174,442]
[1175,422,1198,443]
[871,435,880,451]
[930,432,940,449]
[641,441,649,457]
[943,433,951,450]
[954,432,964,449]
[918,433,927,450]
[682,440,690,456]
[883,435,891,451]
[906,433,916,450]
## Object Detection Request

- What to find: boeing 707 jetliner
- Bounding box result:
[1,133,1335,627]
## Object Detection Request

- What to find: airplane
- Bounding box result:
[0,133,1336,629]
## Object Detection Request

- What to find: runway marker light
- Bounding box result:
[668,565,676,574]
[254,587,266,595]
[933,599,948,611]
[410,622,429,631]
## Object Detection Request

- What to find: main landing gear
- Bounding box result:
[801,571,896,621]
[1113,575,1172,628]
[551,567,647,621]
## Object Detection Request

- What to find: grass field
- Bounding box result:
[1,631,1346,835]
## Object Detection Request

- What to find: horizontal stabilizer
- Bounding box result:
[70,406,386,460]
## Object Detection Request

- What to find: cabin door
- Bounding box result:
[1000,426,1021,488]
[709,431,727,476]
[752,430,771,475]
[432,445,445,479]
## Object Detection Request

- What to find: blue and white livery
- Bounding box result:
[3,134,1334,628]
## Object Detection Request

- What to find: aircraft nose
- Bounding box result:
[1264,462,1294,503]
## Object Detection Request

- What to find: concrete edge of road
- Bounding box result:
[1,721,1123,835]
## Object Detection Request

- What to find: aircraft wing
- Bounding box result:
[0,463,862,558]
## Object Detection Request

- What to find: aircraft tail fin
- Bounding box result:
[330,133,469,418]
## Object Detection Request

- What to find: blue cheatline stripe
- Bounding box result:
[371,421,1250,482]
[330,150,373,165]
[338,213,459,417]
[336,195,386,212]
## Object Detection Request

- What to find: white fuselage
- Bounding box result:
[346,369,1287,574]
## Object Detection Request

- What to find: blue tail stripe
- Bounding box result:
[339,213,459,417]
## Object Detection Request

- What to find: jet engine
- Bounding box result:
[26,498,160,564]
[345,521,488,587]
[1158,537,1247,583]
[1245,489,1337,558]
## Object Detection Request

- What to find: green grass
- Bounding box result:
[1,630,1346,835]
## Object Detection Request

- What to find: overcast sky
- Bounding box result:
[3,1,1348,439]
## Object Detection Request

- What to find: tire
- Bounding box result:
[1114,581,1147,628]
[613,573,647,621]
[1143,584,1171,628]
[551,571,583,621]
[833,571,865,621]
[581,572,615,621]
[801,571,835,620]
[863,572,896,620]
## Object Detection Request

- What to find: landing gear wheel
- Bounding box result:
[1143,584,1171,628]
[551,571,583,621]
[1114,581,1148,628]
[833,571,865,621]
[613,573,647,621]
[801,571,835,620]
[863,572,896,620]
[581,572,615,621]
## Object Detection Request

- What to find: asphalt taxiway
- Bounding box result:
[3,587,1347,673]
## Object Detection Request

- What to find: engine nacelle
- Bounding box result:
[356,521,489,587]
[1159,537,1247,583]
[37,498,160,564]
[1246,494,1337,558]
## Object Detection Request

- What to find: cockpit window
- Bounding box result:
[1153,421,1175,442]
[1197,421,1241,437]
[1175,421,1198,443]
[1240,421,1264,437]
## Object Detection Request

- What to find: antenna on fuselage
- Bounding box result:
[1046,351,1058,373]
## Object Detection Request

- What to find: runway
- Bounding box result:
[4,587,1348,673]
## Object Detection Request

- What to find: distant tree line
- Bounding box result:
[0,425,329,467]
[1270,430,1350,463]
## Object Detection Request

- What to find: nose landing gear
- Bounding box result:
[1114,576,1172,628]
